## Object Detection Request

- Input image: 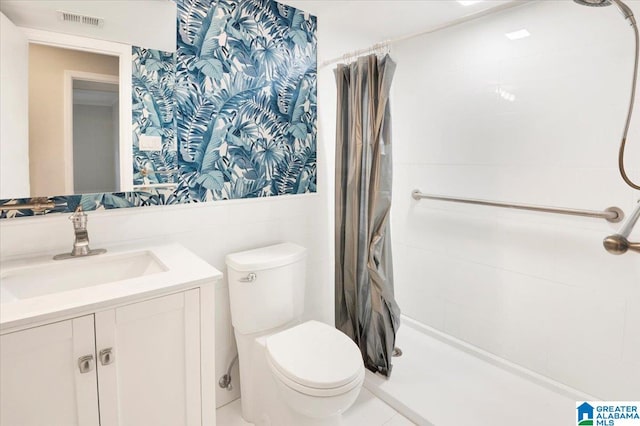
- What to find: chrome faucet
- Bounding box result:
[53,206,106,260]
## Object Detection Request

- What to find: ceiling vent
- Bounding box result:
[57,11,104,28]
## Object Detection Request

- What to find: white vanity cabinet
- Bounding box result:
[0,289,206,426]
[0,315,100,426]
[95,290,202,426]
[0,244,220,426]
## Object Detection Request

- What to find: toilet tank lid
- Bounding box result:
[225,243,306,271]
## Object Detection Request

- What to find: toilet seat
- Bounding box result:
[266,320,365,397]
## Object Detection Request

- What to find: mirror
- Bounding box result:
[0,0,318,218]
[29,43,121,196]
[0,1,177,200]
[0,29,133,200]
[131,47,177,189]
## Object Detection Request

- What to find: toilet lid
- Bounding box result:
[266,321,364,391]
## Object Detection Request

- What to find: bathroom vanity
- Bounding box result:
[0,243,222,426]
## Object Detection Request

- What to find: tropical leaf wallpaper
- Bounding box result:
[0,0,317,219]
[132,46,178,187]
[175,0,317,201]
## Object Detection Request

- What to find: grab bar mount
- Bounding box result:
[604,200,640,255]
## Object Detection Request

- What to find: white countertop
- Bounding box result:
[0,243,223,331]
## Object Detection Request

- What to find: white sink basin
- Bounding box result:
[1,243,223,331]
[1,251,167,303]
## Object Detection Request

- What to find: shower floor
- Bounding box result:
[365,317,590,426]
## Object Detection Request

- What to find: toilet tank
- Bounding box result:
[226,243,307,335]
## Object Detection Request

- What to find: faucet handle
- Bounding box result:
[69,205,87,228]
[53,204,106,260]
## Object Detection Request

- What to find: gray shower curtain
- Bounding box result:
[334,54,401,377]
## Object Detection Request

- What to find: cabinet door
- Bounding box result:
[96,290,201,426]
[0,315,99,426]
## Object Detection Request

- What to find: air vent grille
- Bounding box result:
[57,11,104,28]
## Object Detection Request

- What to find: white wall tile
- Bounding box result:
[391,0,640,398]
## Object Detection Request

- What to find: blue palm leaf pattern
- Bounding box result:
[132,46,177,186]
[176,0,317,202]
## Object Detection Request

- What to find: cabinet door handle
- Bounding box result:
[78,355,94,374]
[99,348,114,366]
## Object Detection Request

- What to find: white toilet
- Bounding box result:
[226,243,365,426]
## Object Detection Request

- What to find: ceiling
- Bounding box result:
[281,0,519,59]
[1,0,519,60]
[0,0,176,52]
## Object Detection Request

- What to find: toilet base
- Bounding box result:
[252,358,352,426]
[234,326,362,426]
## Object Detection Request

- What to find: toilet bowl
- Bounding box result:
[226,243,365,425]
[266,321,365,419]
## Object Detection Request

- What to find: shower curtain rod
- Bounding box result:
[411,190,625,223]
[319,0,533,69]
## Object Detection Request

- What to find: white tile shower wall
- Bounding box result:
[0,194,333,408]
[391,0,640,399]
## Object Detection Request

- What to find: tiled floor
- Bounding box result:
[216,388,415,426]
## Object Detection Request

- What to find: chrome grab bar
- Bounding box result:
[411,190,624,223]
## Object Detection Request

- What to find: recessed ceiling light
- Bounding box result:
[495,88,516,102]
[458,0,483,5]
[505,29,531,40]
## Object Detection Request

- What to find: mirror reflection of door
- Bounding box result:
[71,77,119,194]
[28,44,119,196]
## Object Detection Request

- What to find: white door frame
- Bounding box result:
[22,28,133,194]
